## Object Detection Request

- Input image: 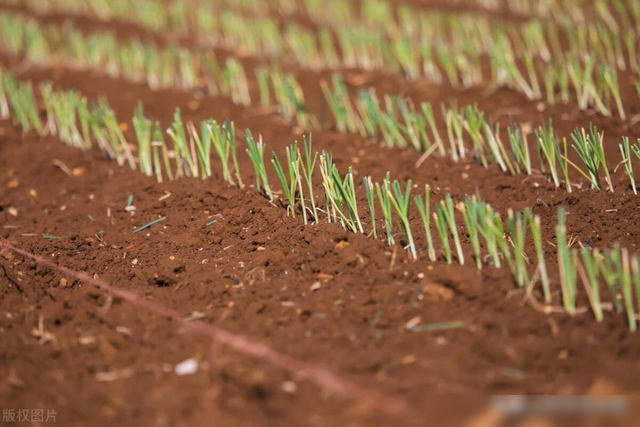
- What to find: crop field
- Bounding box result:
[1,0,640,425]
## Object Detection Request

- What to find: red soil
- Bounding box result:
[1,3,640,427]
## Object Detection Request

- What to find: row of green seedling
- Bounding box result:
[4,66,639,329]
[557,208,640,331]
[322,76,629,193]
[4,0,632,120]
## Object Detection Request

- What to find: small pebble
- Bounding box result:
[282,381,297,393]
[175,358,198,376]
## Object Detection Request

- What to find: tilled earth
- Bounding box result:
[2,2,640,426]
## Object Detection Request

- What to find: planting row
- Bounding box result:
[1,0,636,119]
[2,11,640,198]
[2,67,640,330]
[323,76,640,195]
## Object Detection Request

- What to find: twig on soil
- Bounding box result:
[0,263,22,293]
[520,278,588,316]
[52,159,73,176]
[370,310,384,329]
[95,367,137,382]
[389,245,398,271]
[408,320,464,332]
[31,314,57,345]
[244,267,266,286]
[413,143,440,169]
[133,216,166,234]
[523,264,542,302]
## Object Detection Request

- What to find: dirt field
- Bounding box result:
[1,1,640,426]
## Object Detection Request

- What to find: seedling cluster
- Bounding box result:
[3,62,639,329]
[2,5,640,198]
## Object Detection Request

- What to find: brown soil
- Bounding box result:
[1,3,640,427]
